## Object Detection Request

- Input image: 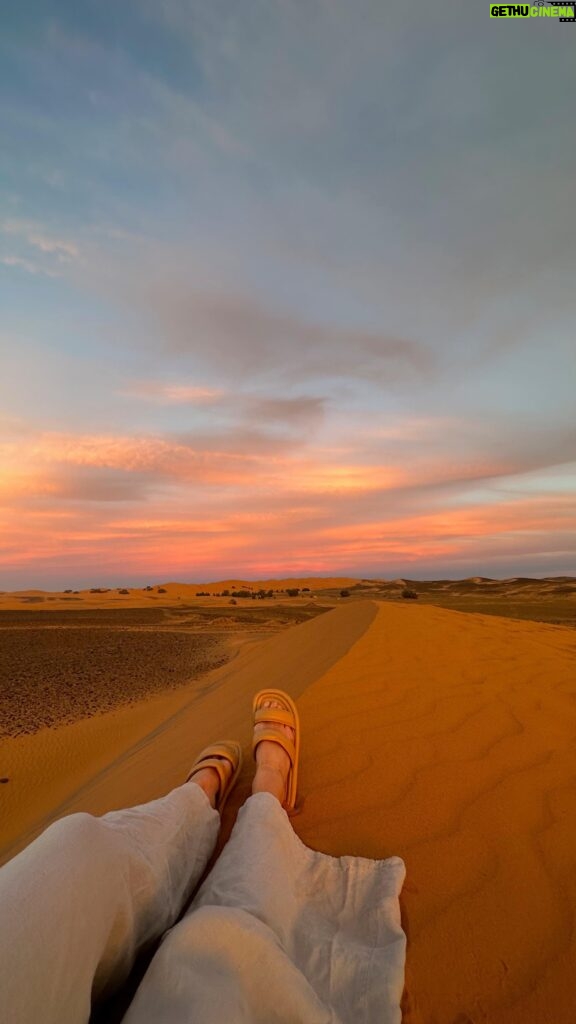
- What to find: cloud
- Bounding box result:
[317,495,576,547]
[247,396,325,425]
[2,488,574,586]
[1,219,80,264]
[1,255,59,277]
[47,467,153,503]
[118,380,225,403]
[29,429,311,473]
[131,282,434,386]
[3,417,574,520]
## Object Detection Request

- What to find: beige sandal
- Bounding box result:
[252,689,300,813]
[186,740,243,813]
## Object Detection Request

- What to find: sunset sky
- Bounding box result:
[1,1,575,588]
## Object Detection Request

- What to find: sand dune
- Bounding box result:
[2,600,576,1022]
[0,577,360,611]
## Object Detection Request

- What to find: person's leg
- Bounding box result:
[183,700,303,950]
[0,759,232,1024]
[122,699,405,1024]
[121,701,327,1024]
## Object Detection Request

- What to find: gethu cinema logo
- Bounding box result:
[490,2,576,16]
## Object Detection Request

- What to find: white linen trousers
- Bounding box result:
[0,785,406,1024]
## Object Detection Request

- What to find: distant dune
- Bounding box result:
[1,573,575,621]
[0,577,360,611]
[2,599,576,1021]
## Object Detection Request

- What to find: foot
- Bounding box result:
[189,757,233,810]
[252,699,296,803]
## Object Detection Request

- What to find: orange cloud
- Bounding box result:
[3,430,409,497]
[2,487,574,581]
[1,422,574,585]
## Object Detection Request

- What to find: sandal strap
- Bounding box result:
[254,707,295,728]
[252,727,296,766]
[186,756,228,789]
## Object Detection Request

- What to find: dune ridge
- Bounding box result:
[0,600,377,863]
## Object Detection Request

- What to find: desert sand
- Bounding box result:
[2,592,576,1022]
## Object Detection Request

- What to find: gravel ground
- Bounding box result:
[0,626,229,737]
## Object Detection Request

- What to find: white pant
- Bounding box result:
[0,788,406,1024]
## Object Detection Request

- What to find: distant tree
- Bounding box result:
[157,588,167,594]
[340,589,350,598]
[229,598,237,605]
[222,590,230,596]
[302,587,310,592]
[401,589,418,600]
[119,588,130,595]
[64,589,73,594]
[286,588,300,597]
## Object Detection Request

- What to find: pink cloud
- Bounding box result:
[2,480,574,581]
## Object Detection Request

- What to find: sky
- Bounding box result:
[1,0,575,588]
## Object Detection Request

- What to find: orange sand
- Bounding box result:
[3,600,576,1022]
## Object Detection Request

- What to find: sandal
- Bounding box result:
[186,740,243,813]
[252,689,300,813]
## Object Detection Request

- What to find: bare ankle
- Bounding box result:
[189,767,220,808]
[252,763,286,802]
